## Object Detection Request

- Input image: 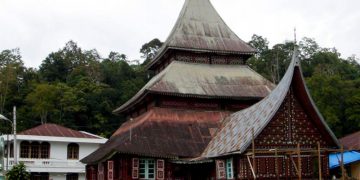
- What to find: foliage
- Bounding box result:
[0,36,358,138]
[6,162,30,180]
[140,38,163,65]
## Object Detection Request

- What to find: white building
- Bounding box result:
[2,123,107,180]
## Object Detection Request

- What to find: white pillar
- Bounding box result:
[13,106,17,165]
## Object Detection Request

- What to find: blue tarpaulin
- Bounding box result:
[329,151,360,169]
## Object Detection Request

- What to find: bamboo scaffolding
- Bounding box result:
[317,142,322,180]
[247,155,257,179]
[275,148,279,180]
[297,144,302,180]
[341,145,345,180]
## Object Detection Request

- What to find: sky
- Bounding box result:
[0,0,359,68]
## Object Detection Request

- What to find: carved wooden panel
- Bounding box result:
[254,89,330,149]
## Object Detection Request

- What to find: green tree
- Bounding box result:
[6,162,30,180]
[39,41,102,83]
[0,49,24,114]
[25,83,60,124]
[140,38,163,65]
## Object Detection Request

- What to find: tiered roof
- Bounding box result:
[114,61,274,113]
[147,0,255,69]
[81,108,230,163]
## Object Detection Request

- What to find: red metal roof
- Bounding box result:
[340,131,360,150]
[19,123,100,139]
[81,108,230,164]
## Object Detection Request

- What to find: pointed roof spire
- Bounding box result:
[148,0,255,69]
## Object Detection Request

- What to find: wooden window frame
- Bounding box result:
[139,159,155,179]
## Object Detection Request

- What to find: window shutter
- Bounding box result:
[98,163,104,180]
[108,160,114,180]
[226,158,234,179]
[156,159,165,180]
[132,158,139,179]
[216,160,226,179]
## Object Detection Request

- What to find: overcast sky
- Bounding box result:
[1,0,359,68]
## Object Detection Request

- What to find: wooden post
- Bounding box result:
[341,145,345,180]
[275,148,279,180]
[297,144,302,180]
[252,128,256,176]
[317,142,322,180]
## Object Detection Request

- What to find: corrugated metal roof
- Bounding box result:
[148,0,255,69]
[329,151,360,169]
[114,61,274,113]
[202,50,339,157]
[81,108,230,164]
[19,123,100,139]
[340,131,360,150]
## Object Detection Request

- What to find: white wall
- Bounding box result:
[3,136,106,176]
[50,141,67,160]
[79,143,101,160]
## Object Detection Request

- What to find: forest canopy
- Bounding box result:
[0,36,359,138]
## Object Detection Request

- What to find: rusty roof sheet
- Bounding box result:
[202,50,339,157]
[340,131,360,150]
[114,61,274,113]
[81,108,230,164]
[19,123,100,139]
[148,0,255,69]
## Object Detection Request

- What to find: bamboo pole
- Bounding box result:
[275,148,279,180]
[297,144,302,180]
[290,156,299,175]
[317,142,322,180]
[252,128,256,177]
[341,145,345,180]
[247,155,257,179]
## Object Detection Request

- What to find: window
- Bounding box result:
[67,143,79,159]
[226,158,234,179]
[20,141,30,158]
[66,173,78,180]
[139,159,155,179]
[20,141,50,159]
